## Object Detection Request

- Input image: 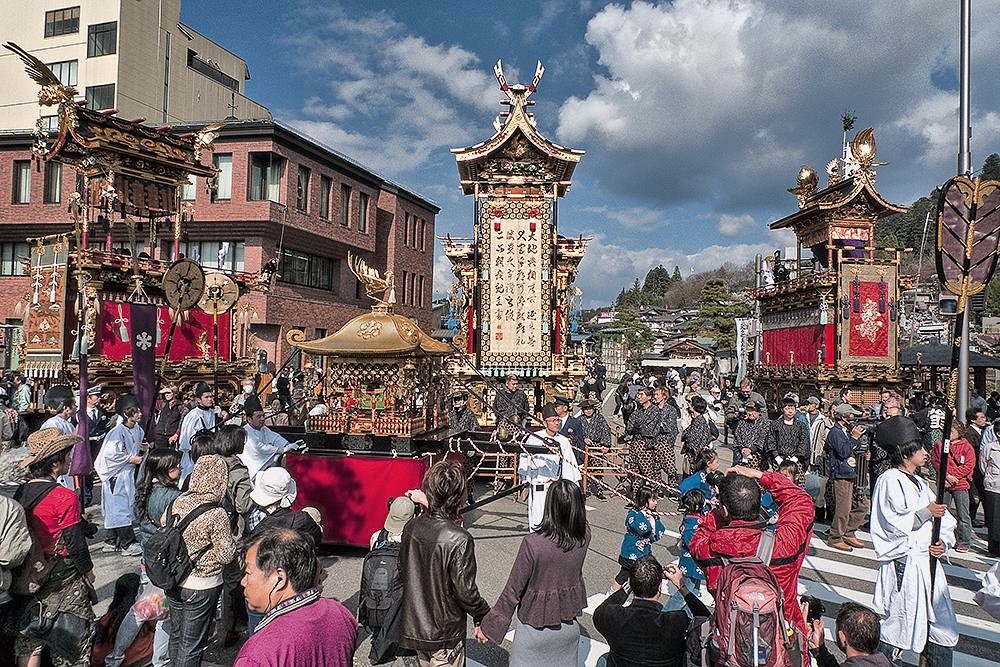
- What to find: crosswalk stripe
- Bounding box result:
[800,552,980,605]
[797,578,997,643]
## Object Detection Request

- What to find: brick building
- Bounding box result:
[0,119,438,369]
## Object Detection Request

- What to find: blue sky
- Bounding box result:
[181,1,1000,307]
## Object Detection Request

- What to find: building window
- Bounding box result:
[44,7,79,37]
[409,216,417,249]
[12,161,30,204]
[181,176,196,201]
[163,240,245,271]
[296,166,310,212]
[87,21,117,57]
[212,154,232,201]
[339,184,351,227]
[40,115,59,131]
[358,192,369,233]
[46,60,78,87]
[419,218,426,251]
[43,163,62,204]
[403,213,410,246]
[400,270,407,304]
[319,176,331,220]
[278,248,337,291]
[249,153,284,202]
[418,275,424,308]
[187,49,239,92]
[0,243,29,276]
[85,84,115,111]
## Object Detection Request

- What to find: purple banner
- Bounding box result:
[130,303,157,435]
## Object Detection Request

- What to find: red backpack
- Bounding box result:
[706,528,802,667]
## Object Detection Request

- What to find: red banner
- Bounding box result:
[97,301,231,362]
[284,453,431,546]
[847,281,889,358]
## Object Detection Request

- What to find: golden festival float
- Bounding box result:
[747,125,913,410]
[442,61,591,416]
[4,42,273,423]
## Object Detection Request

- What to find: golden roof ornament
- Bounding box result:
[826,159,840,186]
[788,165,818,208]
[348,252,395,308]
[850,128,878,169]
[3,42,79,131]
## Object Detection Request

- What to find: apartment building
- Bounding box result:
[0,0,269,130]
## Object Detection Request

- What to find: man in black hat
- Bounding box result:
[82,385,110,506]
[178,382,217,482]
[732,397,770,469]
[448,391,479,434]
[493,374,529,428]
[554,395,586,465]
[579,398,611,500]
[95,395,144,555]
[870,416,957,665]
[624,387,662,492]
[240,394,302,481]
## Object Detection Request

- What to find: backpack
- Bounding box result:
[358,530,402,631]
[705,529,801,667]
[10,481,58,596]
[143,499,222,593]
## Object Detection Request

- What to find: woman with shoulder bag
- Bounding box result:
[166,454,237,667]
[14,428,96,667]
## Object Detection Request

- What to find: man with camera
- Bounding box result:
[802,601,891,667]
[824,403,870,552]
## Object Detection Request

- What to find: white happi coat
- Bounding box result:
[94,422,143,529]
[871,467,959,652]
[519,430,582,531]
[240,423,293,480]
[178,406,217,482]
[41,414,77,489]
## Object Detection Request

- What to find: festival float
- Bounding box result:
[280,254,459,546]
[442,61,591,419]
[4,42,272,414]
[748,126,913,410]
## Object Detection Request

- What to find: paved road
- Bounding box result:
[87,472,998,667]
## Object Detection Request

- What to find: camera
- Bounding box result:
[705,471,724,487]
[800,595,825,623]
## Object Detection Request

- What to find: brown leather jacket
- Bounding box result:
[398,513,490,651]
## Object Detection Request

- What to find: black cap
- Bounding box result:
[542,402,558,419]
[43,385,74,410]
[554,396,571,406]
[115,393,140,415]
[194,382,212,397]
[874,416,922,455]
[244,394,263,414]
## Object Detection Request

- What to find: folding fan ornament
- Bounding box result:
[931,174,1000,584]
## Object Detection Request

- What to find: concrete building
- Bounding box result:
[0,119,438,369]
[1,0,269,130]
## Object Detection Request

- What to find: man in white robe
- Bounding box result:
[239,395,302,480]
[94,399,144,555]
[178,382,218,482]
[870,416,958,666]
[520,403,581,530]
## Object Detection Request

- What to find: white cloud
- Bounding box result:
[574,234,781,307]
[432,252,456,298]
[555,1,1000,209]
[581,204,670,231]
[718,213,754,237]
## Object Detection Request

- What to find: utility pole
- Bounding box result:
[956,0,972,417]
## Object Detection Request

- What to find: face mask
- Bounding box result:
[244,386,254,394]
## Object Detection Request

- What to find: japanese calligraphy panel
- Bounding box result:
[479,198,552,367]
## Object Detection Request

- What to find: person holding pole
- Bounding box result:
[870,416,958,666]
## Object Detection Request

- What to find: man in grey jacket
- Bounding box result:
[0,493,31,606]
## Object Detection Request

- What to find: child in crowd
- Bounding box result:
[664,488,707,614]
[615,485,666,586]
[679,447,720,501]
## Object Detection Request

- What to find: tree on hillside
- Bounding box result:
[611,308,655,361]
[690,278,750,350]
[672,265,682,282]
[982,153,1000,181]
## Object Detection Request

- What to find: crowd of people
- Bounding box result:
[0,363,995,667]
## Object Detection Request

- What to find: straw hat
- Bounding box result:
[20,428,81,468]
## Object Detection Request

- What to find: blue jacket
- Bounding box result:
[620,508,665,561]
[678,514,705,582]
[679,471,716,503]
[824,423,860,480]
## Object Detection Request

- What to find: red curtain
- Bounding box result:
[762,325,832,365]
[98,302,231,361]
